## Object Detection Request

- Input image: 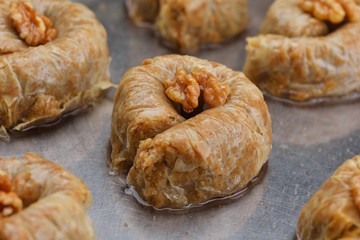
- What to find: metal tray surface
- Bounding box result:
[1,0,360,239]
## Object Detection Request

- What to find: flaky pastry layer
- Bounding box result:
[297,155,360,240]
[126,0,248,52]
[243,0,360,102]
[0,152,94,240]
[111,55,272,208]
[0,0,112,138]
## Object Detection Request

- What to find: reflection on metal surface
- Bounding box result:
[263,91,360,107]
[270,100,360,145]
[7,105,90,139]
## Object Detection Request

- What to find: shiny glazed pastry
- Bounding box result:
[297,155,360,240]
[0,0,112,139]
[126,0,248,52]
[243,0,360,103]
[0,152,94,239]
[111,55,272,209]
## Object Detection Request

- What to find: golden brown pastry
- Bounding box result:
[126,0,248,52]
[297,155,360,240]
[243,0,360,103]
[111,55,272,209]
[0,0,112,139]
[0,152,94,239]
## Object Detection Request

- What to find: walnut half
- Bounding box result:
[192,69,230,108]
[9,2,57,46]
[299,0,360,23]
[164,69,230,113]
[0,171,23,218]
[164,69,201,113]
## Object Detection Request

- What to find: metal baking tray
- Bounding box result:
[1,0,360,239]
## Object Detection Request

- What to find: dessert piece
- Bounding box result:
[297,155,360,240]
[126,0,248,52]
[243,0,360,103]
[0,0,112,139]
[0,152,94,239]
[111,55,272,208]
[126,0,159,24]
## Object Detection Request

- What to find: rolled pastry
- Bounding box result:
[243,0,360,103]
[0,152,94,240]
[0,0,112,138]
[111,55,272,208]
[297,155,360,240]
[126,0,248,52]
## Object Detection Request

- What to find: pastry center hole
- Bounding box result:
[178,92,206,119]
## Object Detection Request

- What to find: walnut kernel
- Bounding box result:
[192,69,230,108]
[9,2,57,46]
[164,69,201,113]
[0,171,12,193]
[299,0,360,23]
[0,171,23,218]
[0,192,23,218]
[164,69,230,113]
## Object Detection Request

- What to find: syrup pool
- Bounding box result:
[124,162,268,212]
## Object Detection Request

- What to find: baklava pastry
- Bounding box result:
[0,152,94,239]
[243,0,360,103]
[0,0,112,139]
[297,155,360,240]
[126,0,248,52]
[111,55,272,209]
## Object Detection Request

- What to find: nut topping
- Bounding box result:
[0,170,23,218]
[9,2,57,46]
[165,69,230,113]
[192,69,230,108]
[164,69,201,113]
[0,171,12,193]
[299,0,360,23]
